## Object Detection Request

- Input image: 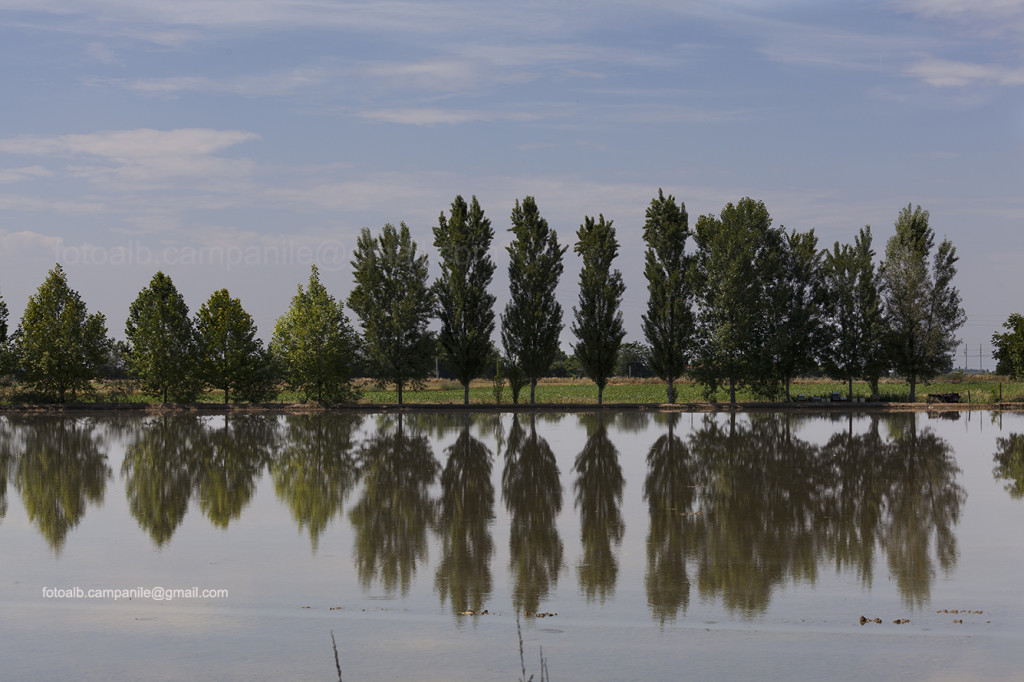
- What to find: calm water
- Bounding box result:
[2,410,1024,681]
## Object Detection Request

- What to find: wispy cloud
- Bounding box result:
[907,56,1024,86]
[0,165,52,183]
[355,108,548,126]
[0,128,260,190]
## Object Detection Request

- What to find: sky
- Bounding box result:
[1,0,1022,370]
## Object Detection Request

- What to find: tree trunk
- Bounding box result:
[530,380,537,405]
[729,377,736,404]
[848,376,854,401]
[398,382,403,405]
[463,382,470,405]
[785,377,791,402]
[598,383,604,406]
[909,374,916,402]
[224,384,229,405]
[666,379,675,404]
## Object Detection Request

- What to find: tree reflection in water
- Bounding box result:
[503,414,563,615]
[0,419,11,521]
[270,414,362,552]
[435,419,495,622]
[123,415,277,546]
[993,433,1024,499]
[574,414,624,604]
[644,412,965,620]
[193,415,278,528]
[644,413,696,624]
[349,414,439,597]
[11,417,111,553]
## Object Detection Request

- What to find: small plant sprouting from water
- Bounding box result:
[517,612,550,682]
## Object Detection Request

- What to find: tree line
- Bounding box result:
[0,193,967,405]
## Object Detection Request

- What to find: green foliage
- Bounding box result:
[691,198,782,403]
[880,204,966,401]
[272,265,359,405]
[572,214,626,405]
[125,272,201,403]
[769,228,825,399]
[614,340,652,377]
[0,290,10,377]
[993,313,1024,379]
[349,222,436,405]
[196,289,277,403]
[641,190,694,403]
[821,226,886,396]
[18,264,110,402]
[501,196,567,404]
[506,360,527,405]
[434,195,497,404]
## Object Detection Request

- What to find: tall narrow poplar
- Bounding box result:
[501,197,567,405]
[641,190,693,403]
[433,195,496,404]
[572,214,625,405]
[349,222,436,405]
[125,271,200,403]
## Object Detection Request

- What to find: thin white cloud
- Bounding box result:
[907,57,1024,86]
[0,165,52,183]
[102,67,332,97]
[355,108,548,126]
[0,128,260,190]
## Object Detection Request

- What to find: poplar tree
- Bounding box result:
[880,204,965,401]
[641,190,693,403]
[572,214,625,405]
[349,222,436,405]
[0,290,10,376]
[691,198,781,403]
[821,226,885,397]
[272,265,359,405]
[433,195,496,404]
[771,228,825,401]
[195,289,276,404]
[19,264,109,402]
[125,271,201,403]
[501,196,567,404]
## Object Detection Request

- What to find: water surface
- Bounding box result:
[2,410,1024,680]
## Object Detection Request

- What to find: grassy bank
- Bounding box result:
[2,374,1022,407]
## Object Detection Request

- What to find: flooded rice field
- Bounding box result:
[2,410,1024,680]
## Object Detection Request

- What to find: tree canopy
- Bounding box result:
[501,196,567,404]
[880,204,966,401]
[821,226,886,396]
[19,264,109,402]
[572,214,625,405]
[641,190,693,403]
[349,222,436,405]
[196,289,277,403]
[272,265,359,405]
[433,195,496,404]
[691,198,782,403]
[125,271,201,403]
[993,313,1024,379]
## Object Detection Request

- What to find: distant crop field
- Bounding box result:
[2,375,1022,406]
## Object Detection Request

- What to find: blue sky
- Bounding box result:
[1,0,1021,370]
